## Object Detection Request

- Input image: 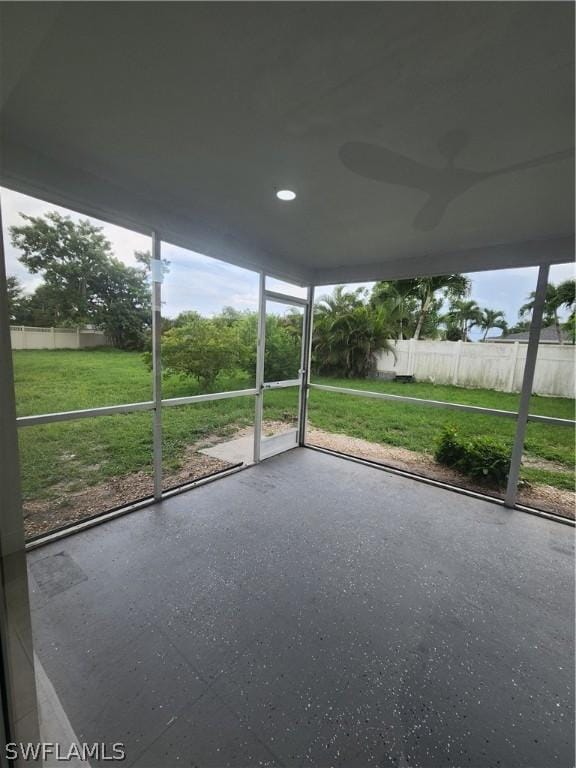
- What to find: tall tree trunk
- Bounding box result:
[482,326,489,341]
[554,310,564,344]
[413,295,431,340]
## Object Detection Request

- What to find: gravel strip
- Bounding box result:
[307,428,575,520]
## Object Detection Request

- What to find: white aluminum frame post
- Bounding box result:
[151,232,163,500]
[505,264,550,507]
[298,285,315,446]
[0,201,40,746]
[253,272,266,463]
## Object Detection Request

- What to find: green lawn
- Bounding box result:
[13,349,575,502]
[310,376,575,486]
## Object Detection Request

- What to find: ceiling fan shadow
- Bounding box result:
[339,138,574,231]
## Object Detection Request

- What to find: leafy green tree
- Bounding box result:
[313,286,395,378]
[370,281,418,339]
[6,275,23,322]
[479,308,508,341]
[557,279,575,343]
[15,283,65,327]
[228,310,302,382]
[96,258,152,349]
[444,299,482,341]
[11,212,113,324]
[372,274,470,339]
[10,211,152,349]
[519,280,575,344]
[152,307,301,388]
[409,275,470,340]
[159,312,239,388]
[506,319,531,335]
[444,323,463,341]
[557,279,575,309]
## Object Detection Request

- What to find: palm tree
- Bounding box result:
[519,280,575,344]
[479,308,508,341]
[557,279,576,343]
[313,286,396,378]
[370,280,416,339]
[395,274,471,340]
[444,299,483,341]
[557,279,575,310]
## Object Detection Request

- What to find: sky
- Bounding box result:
[2,187,573,339]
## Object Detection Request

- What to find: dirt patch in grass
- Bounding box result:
[23,421,296,540]
[233,420,296,440]
[521,455,571,473]
[306,428,575,521]
[24,450,233,540]
[24,418,573,540]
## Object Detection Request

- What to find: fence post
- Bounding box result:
[76,326,81,349]
[507,342,520,392]
[451,340,462,385]
[51,326,56,349]
[408,338,416,376]
[22,326,27,350]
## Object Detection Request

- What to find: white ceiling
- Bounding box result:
[0,2,573,285]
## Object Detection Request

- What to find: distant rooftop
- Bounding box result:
[486,326,572,344]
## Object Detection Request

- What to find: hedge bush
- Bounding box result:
[434,426,511,488]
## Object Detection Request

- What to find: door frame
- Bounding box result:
[253,274,314,462]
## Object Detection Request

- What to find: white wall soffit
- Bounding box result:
[1,140,572,286]
[313,236,575,285]
[0,139,314,287]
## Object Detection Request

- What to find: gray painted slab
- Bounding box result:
[28,449,575,767]
[200,434,255,465]
[199,429,297,465]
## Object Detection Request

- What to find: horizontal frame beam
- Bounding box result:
[263,379,301,390]
[161,388,258,407]
[15,384,573,430]
[309,384,575,427]
[264,290,309,307]
[15,388,259,426]
[16,400,155,426]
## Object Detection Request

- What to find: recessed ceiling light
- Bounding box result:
[276,189,296,201]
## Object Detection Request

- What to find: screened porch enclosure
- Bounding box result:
[27,449,574,768]
[0,1,574,763]
[11,247,574,542]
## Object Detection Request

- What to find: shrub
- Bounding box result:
[435,426,510,488]
[434,426,462,467]
[155,314,239,388]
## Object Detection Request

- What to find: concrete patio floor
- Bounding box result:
[27,448,574,767]
[200,429,298,464]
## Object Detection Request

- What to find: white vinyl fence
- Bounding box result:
[376,339,575,398]
[10,326,111,350]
